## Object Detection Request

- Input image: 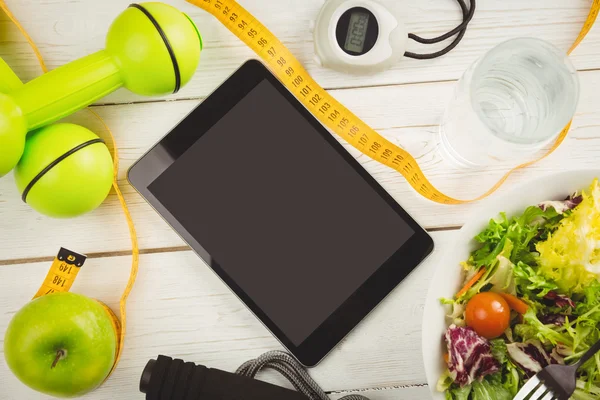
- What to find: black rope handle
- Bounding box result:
[404,0,476,60]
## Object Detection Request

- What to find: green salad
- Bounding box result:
[438,179,600,400]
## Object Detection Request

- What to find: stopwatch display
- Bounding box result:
[336,7,378,55]
[313,0,407,74]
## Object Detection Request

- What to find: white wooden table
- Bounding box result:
[1,1,599,398]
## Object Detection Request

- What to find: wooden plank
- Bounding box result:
[0,231,455,398]
[1,69,600,261]
[330,386,430,400]
[0,0,598,104]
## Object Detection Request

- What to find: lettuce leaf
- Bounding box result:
[470,378,513,400]
[463,205,563,301]
[438,370,455,392]
[446,385,472,400]
[490,339,508,364]
[490,256,516,295]
[471,206,554,269]
[537,179,600,293]
[441,297,467,326]
[504,361,521,396]
[574,379,600,399]
[520,308,573,346]
[512,261,558,298]
[460,240,515,302]
[445,376,513,400]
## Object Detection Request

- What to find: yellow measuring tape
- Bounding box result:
[0,0,139,380]
[32,248,86,299]
[188,0,600,205]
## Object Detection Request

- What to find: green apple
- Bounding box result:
[4,292,117,397]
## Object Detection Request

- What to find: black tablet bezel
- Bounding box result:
[128,60,434,367]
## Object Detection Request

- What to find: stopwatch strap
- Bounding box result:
[405,0,475,60]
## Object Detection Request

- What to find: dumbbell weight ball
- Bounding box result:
[14,124,113,218]
[0,94,26,179]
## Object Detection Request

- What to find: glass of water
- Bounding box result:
[439,38,580,167]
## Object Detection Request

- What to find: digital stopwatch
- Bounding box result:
[313,0,476,74]
[313,0,407,74]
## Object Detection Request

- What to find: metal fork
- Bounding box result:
[513,338,600,400]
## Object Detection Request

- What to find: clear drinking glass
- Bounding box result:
[439,38,580,167]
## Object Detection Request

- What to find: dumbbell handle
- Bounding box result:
[2,2,201,134]
[0,57,23,93]
[10,50,121,131]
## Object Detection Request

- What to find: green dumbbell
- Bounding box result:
[0,2,202,177]
[1,52,113,218]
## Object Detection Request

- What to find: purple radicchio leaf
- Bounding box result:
[544,291,576,309]
[539,194,583,214]
[566,194,584,209]
[444,325,500,387]
[539,314,567,327]
[507,340,564,378]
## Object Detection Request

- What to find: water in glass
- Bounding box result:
[440,38,580,167]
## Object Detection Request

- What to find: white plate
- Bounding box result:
[422,169,600,399]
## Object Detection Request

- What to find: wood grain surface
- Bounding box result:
[1,0,599,398]
[0,231,450,398]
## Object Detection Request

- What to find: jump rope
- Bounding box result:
[236,351,369,400]
[0,0,598,398]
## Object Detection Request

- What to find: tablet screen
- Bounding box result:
[148,79,415,346]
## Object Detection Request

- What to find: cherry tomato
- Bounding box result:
[465,292,510,339]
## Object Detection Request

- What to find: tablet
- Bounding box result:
[128,60,433,367]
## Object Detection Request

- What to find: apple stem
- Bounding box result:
[51,349,66,369]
